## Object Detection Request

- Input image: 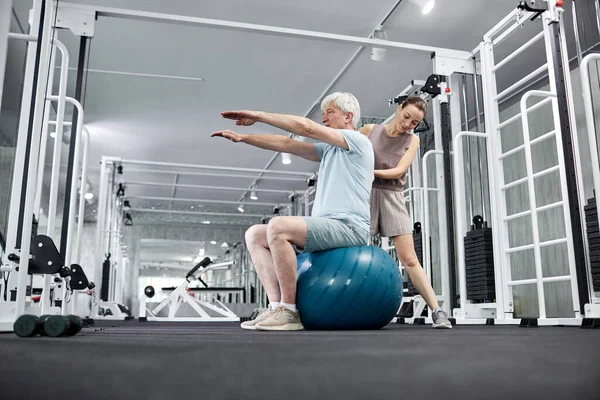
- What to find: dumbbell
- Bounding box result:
[43,315,84,337]
[13,314,52,337]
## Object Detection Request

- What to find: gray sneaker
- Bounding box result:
[255,306,304,331]
[240,308,274,330]
[432,308,452,329]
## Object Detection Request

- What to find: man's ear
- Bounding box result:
[345,112,354,125]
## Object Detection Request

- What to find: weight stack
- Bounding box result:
[407,222,424,296]
[464,215,495,301]
[585,197,600,291]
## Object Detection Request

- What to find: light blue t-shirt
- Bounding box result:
[312,129,374,233]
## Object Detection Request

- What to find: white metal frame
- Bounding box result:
[455,2,584,324]
[0,0,11,113]
[56,2,471,60]
[419,150,449,319]
[0,1,94,330]
[0,0,56,332]
[580,52,600,316]
[140,261,240,322]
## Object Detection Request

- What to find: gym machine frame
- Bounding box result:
[0,0,94,332]
[452,1,597,325]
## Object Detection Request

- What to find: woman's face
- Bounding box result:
[395,104,424,133]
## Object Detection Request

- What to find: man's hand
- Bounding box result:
[221,110,262,126]
[211,129,247,143]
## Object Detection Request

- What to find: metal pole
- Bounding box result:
[129,208,265,218]
[125,195,281,207]
[64,2,471,57]
[472,58,487,222]
[16,0,53,317]
[0,0,12,115]
[119,158,313,177]
[440,99,457,312]
[116,168,307,182]
[60,36,88,261]
[40,40,69,315]
[45,40,68,243]
[546,18,589,313]
[421,151,444,302]
[15,0,47,250]
[93,157,109,315]
[125,180,303,195]
[75,128,91,264]
[571,0,583,66]
[461,74,474,222]
[47,95,84,268]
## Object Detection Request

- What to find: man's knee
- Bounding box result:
[245,224,267,247]
[266,217,290,242]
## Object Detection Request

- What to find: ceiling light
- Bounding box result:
[50,131,57,139]
[422,0,435,15]
[84,192,94,200]
[210,240,217,245]
[281,152,292,165]
[250,185,258,200]
[371,25,387,61]
[220,242,229,248]
[202,220,211,224]
[238,204,245,213]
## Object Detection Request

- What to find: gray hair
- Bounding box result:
[320,92,361,129]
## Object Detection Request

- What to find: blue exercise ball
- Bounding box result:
[296,246,403,330]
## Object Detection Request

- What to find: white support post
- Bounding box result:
[74,128,91,264]
[0,0,12,111]
[2,0,43,325]
[14,0,55,318]
[431,96,451,313]
[542,16,582,316]
[93,157,115,316]
[478,36,509,319]
[40,40,69,315]
[45,96,84,269]
[421,150,444,307]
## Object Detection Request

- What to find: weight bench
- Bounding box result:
[140,257,240,322]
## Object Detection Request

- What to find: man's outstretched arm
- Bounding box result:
[211,130,320,162]
[221,110,350,150]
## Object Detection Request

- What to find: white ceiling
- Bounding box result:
[3,0,579,270]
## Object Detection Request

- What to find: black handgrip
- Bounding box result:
[186,257,211,279]
[517,1,546,21]
[517,1,546,13]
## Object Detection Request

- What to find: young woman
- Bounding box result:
[359,96,452,328]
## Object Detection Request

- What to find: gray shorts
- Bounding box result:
[370,187,413,237]
[298,217,369,253]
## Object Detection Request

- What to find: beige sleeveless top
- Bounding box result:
[368,124,414,191]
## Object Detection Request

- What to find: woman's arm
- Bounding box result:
[374,135,420,180]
